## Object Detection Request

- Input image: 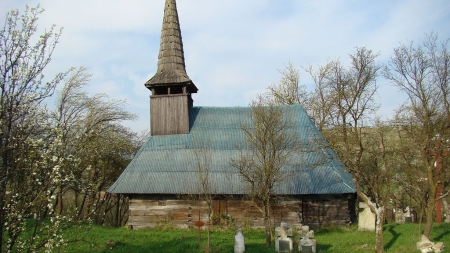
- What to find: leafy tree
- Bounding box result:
[0,5,72,252]
[0,5,140,250]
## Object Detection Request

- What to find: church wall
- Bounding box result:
[127,194,355,230]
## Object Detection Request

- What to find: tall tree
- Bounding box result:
[230,95,299,247]
[50,67,138,222]
[185,139,216,251]
[384,32,450,238]
[319,47,386,252]
[0,5,69,251]
[269,47,388,252]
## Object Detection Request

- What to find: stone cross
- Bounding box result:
[298,225,316,253]
[275,222,293,252]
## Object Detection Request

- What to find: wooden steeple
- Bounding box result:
[145,0,198,136]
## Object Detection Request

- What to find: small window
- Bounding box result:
[171,85,183,94]
[158,199,166,206]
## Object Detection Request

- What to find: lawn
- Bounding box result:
[63,223,450,252]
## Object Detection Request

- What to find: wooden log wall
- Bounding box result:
[300,199,352,227]
[128,194,353,230]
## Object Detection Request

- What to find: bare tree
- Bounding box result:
[264,62,309,107]
[272,47,388,252]
[392,111,434,228]
[323,47,388,252]
[361,120,398,250]
[190,139,215,251]
[178,138,217,251]
[51,67,138,222]
[230,95,299,247]
[303,63,335,131]
[384,32,450,238]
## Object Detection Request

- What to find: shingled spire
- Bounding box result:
[145,0,198,93]
[146,0,197,136]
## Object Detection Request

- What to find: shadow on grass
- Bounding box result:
[95,242,282,253]
[384,224,401,250]
[244,243,278,253]
[91,239,332,253]
[316,243,332,252]
[434,231,450,241]
[98,240,201,253]
[433,223,450,242]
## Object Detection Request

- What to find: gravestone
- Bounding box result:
[404,206,415,223]
[394,207,405,224]
[234,228,245,253]
[275,222,293,252]
[298,225,316,253]
[358,202,375,231]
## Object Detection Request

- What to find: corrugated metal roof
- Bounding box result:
[108,105,356,195]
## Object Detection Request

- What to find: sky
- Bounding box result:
[1,0,450,133]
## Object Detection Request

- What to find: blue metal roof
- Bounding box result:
[108,105,356,195]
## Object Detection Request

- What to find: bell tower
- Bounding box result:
[145,0,198,135]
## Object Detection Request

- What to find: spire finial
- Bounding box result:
[145,0,197,93]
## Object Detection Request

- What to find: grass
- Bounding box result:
[62,223,450,252]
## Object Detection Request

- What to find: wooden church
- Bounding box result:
[108,0,357,229]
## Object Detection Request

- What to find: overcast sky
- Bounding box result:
[1,0,450,132]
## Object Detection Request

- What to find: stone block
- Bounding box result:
[276,237,293,253]
[299,237,316,253]
[358,202,375,231]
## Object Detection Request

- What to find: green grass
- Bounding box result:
[62,223,450,253]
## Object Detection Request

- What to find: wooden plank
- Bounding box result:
[150,94,190,135]
[128,196,352,229]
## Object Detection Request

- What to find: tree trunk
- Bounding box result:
[423,164,437,238]
[423,196,435,237]
[56,187,63,215]
[207,213,211,252]
[84,192,95,220]
[78,193,87,219]
[356,185,385,253]
[202,201,212,252]
[264,204,271,247]
[115,194,121,227]
[375,206,385,253]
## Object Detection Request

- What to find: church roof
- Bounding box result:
[145,0,197,92]
[108,105,356,195]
